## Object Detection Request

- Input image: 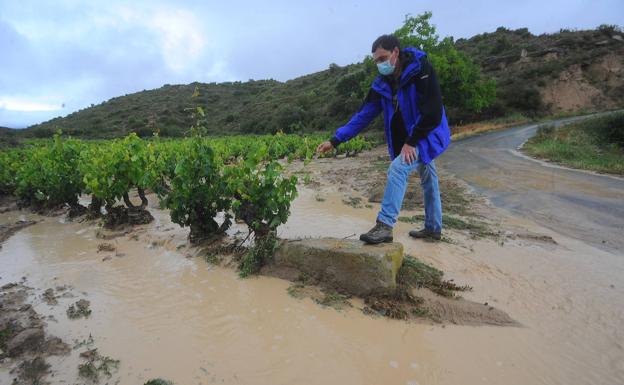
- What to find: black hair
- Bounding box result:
[371,34,401,53]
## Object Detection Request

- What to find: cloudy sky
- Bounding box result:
[1,0,622,128]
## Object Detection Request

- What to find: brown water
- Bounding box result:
[1,188,623,385]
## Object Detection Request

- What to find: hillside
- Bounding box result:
[22,64,371,139]
[18,26,624,139]
[0,126,19,146]
[455,25,624,120]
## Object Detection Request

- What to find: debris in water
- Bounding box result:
[42,288,58,305]
[67,299,92,319]
[97,242,116,252]
[78,347,120,381]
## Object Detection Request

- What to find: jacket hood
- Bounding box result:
[371,47,427,98]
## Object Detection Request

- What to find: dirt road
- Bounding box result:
[438,115,624,253]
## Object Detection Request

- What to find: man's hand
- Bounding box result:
[316,141,334,154]
[400,143,417,164]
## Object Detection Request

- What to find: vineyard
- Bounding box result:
[0,115,373,275]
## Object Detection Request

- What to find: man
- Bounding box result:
[316,34,451,244]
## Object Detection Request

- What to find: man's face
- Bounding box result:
[373,46,399,66]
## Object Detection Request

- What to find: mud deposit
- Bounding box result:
[0,282,70,384]
[0,145,623,384]
[261,251,516,326]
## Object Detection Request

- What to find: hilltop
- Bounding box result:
[16,26,624,139]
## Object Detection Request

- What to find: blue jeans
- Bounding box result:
[376,153,443,232]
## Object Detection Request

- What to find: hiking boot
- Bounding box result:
[360,220,393,244]
[408,228,442,241]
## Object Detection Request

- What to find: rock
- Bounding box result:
[274,238,404,296]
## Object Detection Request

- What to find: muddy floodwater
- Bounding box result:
[1,186,623,385]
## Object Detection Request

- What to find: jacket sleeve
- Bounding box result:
[330,89,382,147]
[406,58,443,146]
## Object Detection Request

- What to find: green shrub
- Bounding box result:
[15,133,84,208]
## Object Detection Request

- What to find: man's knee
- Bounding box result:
[418,163,438,185]
[387,157,409,178]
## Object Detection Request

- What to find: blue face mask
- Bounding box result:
[377,52,396,75]
[377,59,395,76]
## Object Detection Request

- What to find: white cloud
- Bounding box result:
[0,97,63,112]
[148,9,207,72]
[91,4,211,73]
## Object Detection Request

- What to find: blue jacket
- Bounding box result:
[331,47,451,164]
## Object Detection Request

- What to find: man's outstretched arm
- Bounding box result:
[317,90,382,153]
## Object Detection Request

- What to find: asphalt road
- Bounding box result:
[437,115,624,254]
